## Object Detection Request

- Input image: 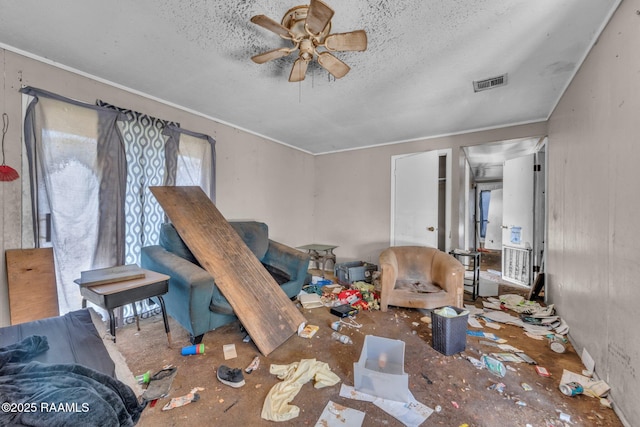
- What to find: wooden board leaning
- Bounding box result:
[150,186,306,356]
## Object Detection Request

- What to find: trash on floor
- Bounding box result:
[141,365,177,402]
[316,400,365,427]
[339,384,433,427]
[223,343,237,360]
[245,356,260,374]
[298,292,324,309]
[161,387,204,411]
[488,382,506,393]
[297,323,319,339]
[136,370,150,384]
[560,369,610,398]
[482,355,506,377]
[535,366,552,377]
[559,381,583,396]
[490,352,525,363]
[331,331,353,344]
[181,344,205,356]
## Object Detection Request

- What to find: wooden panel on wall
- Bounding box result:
[150,186,306,356]
[6,248,59,325]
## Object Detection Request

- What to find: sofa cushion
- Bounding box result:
[159,223,199,265]
[229,221,269,261]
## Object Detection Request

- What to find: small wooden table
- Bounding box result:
[78,268,171,345]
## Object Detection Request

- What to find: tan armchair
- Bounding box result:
[379,246,464,312]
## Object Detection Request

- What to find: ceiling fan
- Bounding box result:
[250,0,367,82]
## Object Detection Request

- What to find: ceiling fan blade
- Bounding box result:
[289,58,309,82]
[306,0,334,36]
[251,48,293,64]
[317,52,350,79]
[250,15,292,39]
[324,30,367,52]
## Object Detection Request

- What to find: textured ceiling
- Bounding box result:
[0,0,620,155]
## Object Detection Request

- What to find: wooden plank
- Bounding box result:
[150,186,306,356]
[6,248,59,325]
[80,264,146,287]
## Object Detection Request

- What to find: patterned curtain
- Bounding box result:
[96,101,178,322]
[97,103,216,323]
[97,101,177,267]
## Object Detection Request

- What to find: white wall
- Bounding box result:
[0,49,315,326]
[547,0,639,424]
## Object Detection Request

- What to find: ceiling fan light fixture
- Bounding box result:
[250,0,366,82]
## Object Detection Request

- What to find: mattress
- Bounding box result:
[0,308,115,377]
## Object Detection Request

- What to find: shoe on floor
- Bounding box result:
[217,365,245,388]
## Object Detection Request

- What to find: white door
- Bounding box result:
[391,150,439,248]
[502,154,534,247]
[502,154,534,285]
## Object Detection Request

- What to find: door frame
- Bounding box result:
[390,148,452,252]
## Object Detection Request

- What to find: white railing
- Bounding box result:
[502,245,532,287]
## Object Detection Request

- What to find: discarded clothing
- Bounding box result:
[0,335,144,427]
[261,358,340,422]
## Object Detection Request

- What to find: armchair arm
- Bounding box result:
[263,240,310,281]
[431,251,465,308]
[262,240,311,298]
[379,248,399,312]
[141,245,216,336]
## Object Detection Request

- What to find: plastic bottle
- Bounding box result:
[331,331,353,344]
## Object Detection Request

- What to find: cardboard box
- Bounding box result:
[353,335,409,402]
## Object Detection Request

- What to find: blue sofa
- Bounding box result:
[141,221,310,344]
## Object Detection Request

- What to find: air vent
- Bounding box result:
[473,74,508,92]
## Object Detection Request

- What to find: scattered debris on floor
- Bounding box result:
[180,343,204,356]
[122,270,622,426]
[161,387,204,411]
[140,365,177,402]
[316,400,365,426]
[300,278,381,312]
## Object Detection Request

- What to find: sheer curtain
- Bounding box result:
[22,87,126,314]
[163,124,216,202]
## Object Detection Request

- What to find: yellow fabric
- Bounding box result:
[261,358,341,422]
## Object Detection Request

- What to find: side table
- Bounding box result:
[297,243,338,276]
[78,268,171,345]
[450,249,481,301]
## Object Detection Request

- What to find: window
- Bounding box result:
[22,87,215,316]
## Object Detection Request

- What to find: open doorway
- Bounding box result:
[463,136,547,290]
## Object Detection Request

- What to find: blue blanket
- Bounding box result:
[0,335,144,426]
